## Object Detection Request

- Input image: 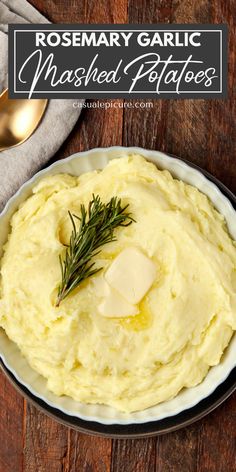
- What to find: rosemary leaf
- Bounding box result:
[56,194,135,306]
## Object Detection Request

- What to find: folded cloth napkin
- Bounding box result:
[0,0,83,211]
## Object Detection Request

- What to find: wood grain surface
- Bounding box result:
[0,1,236,471]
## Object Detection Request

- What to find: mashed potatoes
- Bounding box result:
[0,155,236,413]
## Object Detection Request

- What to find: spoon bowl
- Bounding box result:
[0,89,48,151]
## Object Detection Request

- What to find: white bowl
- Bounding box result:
[0,146,236,425]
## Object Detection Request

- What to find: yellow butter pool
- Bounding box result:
[0,155,236,412]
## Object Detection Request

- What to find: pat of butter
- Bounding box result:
[105,247,156,304]
[98,286,139,318]
[92,275,138,318]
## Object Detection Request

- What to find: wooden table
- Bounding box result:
[1,1,236,471]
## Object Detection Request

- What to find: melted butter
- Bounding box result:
[100,247,123,262]
[120,297,153,331]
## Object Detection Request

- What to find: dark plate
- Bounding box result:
[1,155,236,438]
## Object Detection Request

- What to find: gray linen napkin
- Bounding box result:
[0,0,83,211]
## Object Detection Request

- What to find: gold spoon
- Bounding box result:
[0,89,48,152]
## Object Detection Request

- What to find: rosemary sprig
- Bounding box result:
[56,194,135,306]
